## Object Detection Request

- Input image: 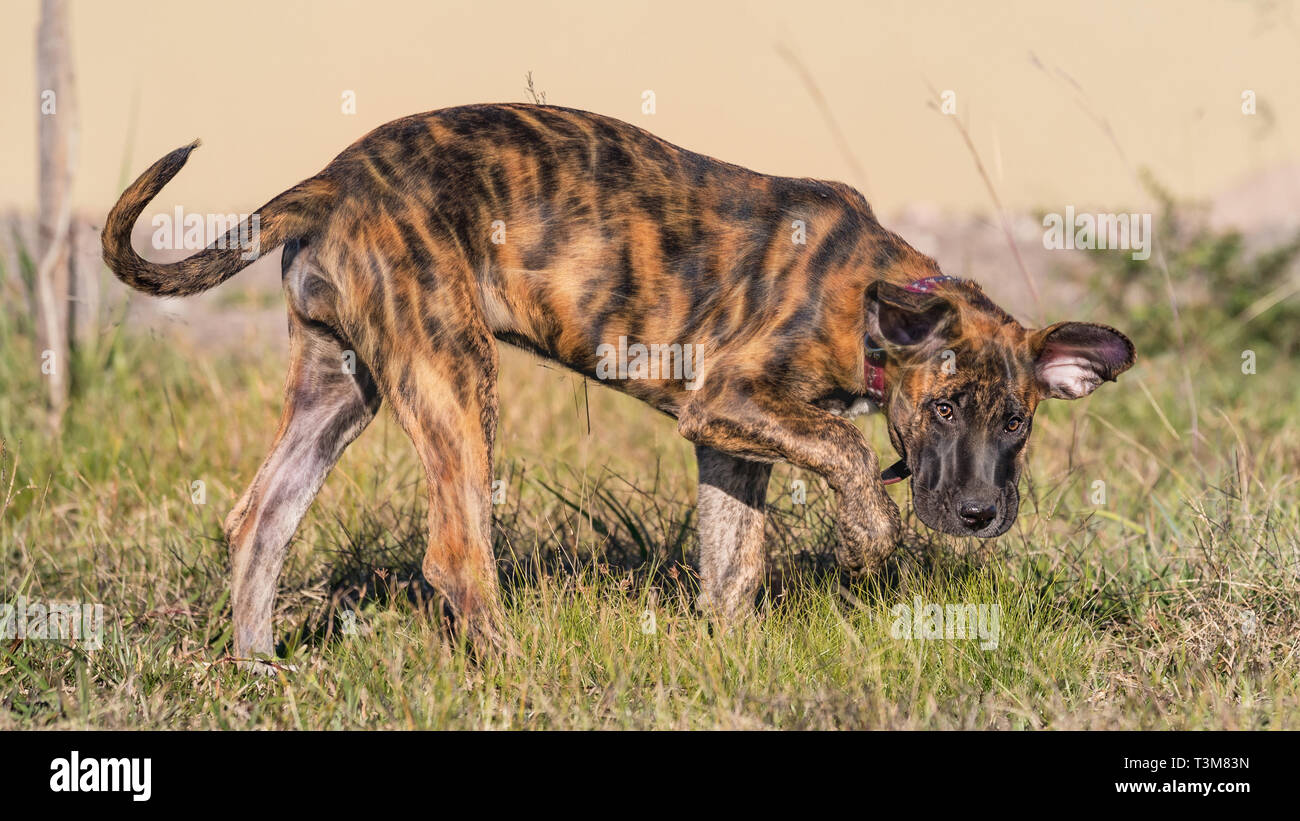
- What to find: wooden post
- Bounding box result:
[35,0,78,428]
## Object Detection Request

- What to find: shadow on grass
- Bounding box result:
[269,462,1002,657]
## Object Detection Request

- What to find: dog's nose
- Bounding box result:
[958,502,997,530]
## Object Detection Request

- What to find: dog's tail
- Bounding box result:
[102,141,336,297]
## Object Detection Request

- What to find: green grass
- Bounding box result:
[1,245,1298,729]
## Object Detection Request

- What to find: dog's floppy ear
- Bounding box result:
[1030,322,1136,399]
[866,280,957,350]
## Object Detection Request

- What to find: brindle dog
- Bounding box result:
[102,103,1135,660]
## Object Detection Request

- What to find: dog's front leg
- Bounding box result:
[695,445,772,619]
[679,387,901,577]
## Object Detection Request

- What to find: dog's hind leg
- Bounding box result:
[696,445,772,620]
[370,300,505,655]
[224,313,380,662]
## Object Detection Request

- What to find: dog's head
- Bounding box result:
[867,278,1135,538]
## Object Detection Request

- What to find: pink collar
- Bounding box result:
[865,344,907,483]
[864,341,888,403]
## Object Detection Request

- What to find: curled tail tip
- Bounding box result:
[170,139,201,165]
[154,140,200,173]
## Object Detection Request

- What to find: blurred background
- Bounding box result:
[4,0,1299,213]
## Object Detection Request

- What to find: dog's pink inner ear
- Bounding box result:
[1033,322,1136,399]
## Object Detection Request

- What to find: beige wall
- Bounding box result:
[2,0,1297,217]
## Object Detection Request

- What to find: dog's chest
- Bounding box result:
[816,393,881,419]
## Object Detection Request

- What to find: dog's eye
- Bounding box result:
[934,401,954,421]
[1004,416,1023,433]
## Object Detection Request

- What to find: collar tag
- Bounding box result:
[880,459,911,485]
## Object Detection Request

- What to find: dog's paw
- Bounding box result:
[834,488,901,575]
[697,587,760,629]
[217,655,297,677]
[458,606,518,663]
